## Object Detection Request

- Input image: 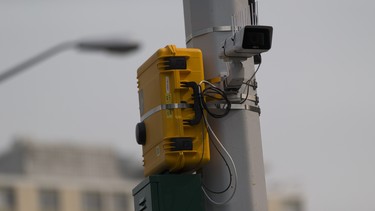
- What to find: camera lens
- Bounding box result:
[242,26,272,50]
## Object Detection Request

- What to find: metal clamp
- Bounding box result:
[206,103,261,115]
[140,103,192,121]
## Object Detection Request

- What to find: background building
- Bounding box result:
[0,138,142,211]
[268,191,304,211]
[0,138,306,211]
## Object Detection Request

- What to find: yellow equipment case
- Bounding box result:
[135,45,210,176]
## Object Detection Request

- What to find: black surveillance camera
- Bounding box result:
[222,25,273,58]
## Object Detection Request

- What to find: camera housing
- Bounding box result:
[222,25,273,59]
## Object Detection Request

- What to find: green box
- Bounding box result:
[132,174,204,211]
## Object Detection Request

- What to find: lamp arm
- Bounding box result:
[0,41,76,84]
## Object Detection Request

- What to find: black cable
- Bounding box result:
[246,62,261,87]
[197,82,237,197]
[239,63,261,104]
[200,85,231,118]
[239,82,251,104]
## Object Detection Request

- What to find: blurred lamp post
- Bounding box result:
[0,38,139,84]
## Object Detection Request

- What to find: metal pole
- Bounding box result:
[183,0,268,211]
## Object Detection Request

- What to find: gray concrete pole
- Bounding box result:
[183,0,268,211]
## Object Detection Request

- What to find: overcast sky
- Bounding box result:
[1,1,375,211]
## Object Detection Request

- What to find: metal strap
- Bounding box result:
[231,104,261,114]
[186,26,234,44]
[206,103,261,115]
[140,103,192,121]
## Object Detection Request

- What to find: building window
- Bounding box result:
[39,189,59,211]
[82,192,102,211]
[112,193,128,211]
[0,187,15,211]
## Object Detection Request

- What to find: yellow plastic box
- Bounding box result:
[136,45,209,176]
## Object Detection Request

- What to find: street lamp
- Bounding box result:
[0,38,140,84]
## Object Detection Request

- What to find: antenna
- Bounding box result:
[249,0,258,25]
[232,0,258,34]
